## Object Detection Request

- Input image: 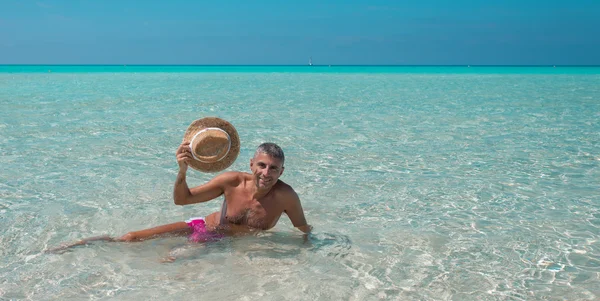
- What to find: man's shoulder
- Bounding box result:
[215,171,248,186]
[220,171,247,177]
[274,180,298,198]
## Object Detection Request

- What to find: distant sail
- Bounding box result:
[309,57,313,66]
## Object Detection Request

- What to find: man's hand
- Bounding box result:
[297,225,313,244]
[176,142,192,173]
[296,224,312,234]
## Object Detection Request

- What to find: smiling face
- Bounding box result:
[250,152,284,189]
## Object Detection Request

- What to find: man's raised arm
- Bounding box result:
[174,171,239,206]
[173,141,238,206]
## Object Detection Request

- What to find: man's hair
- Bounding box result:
[254,142,285,165]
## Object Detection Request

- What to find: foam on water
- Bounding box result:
[1,67,599,300]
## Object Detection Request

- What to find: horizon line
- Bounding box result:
[2,64,600,67]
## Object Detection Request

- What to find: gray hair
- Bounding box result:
[254,142,285,165]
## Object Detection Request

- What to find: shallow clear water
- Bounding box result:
[1,67,599,300]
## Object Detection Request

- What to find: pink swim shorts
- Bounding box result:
[185,217,224,242]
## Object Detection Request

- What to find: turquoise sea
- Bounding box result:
[1,66,599,300]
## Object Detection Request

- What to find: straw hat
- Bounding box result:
[182,117,240,172]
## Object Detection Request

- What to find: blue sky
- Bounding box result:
[1,0,599,65]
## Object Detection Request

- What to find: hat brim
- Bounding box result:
[182,117,240,173]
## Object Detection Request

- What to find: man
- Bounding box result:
[48,117,310,252]
[118,141,312,242]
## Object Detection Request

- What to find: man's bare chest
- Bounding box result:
[224,191,284,229]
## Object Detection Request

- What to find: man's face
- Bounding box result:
[250,153,284,188]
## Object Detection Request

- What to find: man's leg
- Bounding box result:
[116,222,190,241]
[46,222,191,253]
